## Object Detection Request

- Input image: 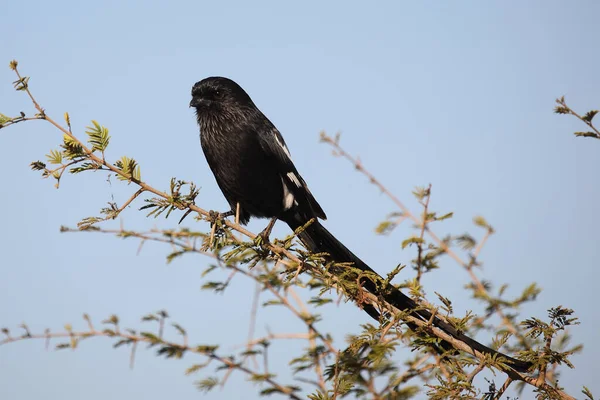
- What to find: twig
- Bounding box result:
[242,333,312,348]
[555,97,600,139]
[287,288,326,391]
[493,377,513,400]
[246,281,262,369]
[0,115,44,129]
[116,188,145,216]
[0,327,303,400]
[416,184,432,282]
[321,134,530,351]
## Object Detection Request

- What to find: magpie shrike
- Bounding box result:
[190,77,531,372]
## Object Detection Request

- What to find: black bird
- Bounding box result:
[190,77,531,373]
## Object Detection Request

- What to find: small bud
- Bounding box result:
[9,60,18,70]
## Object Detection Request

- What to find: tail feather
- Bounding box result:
[285,216,531,373]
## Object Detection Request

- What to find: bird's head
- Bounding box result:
[190,77,254,117]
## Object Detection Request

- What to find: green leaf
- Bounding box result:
[434,292,453,313]
[0,113,11,124]
[548,306,579,329]
[201,281,227,292]
[85,120,111,152]
[582,110,598,123]
[202,265,217,277]
[196,377,219,393]
[13,76,29,91]
[195,345,218,354]
[491,332,511,351]
[103,315,119,325]
[275,386,301,396]
[262,300,283,307]
[115,156,141,181]
[554,98,570,114]
[77,216,103,230]
[61,134,86,159]
[455,234,476,250]
[401,236,424,249]
[434,212,453,221]
[113,339,133,348]
[375,220,397,235]
[141,314,159,322]
[412,186,429,201]
[308,297,333,307]
[574,131,598,139]
[250,373,277,383]
[166,250,186,264]
[102,329,116,336]
[582,386,594,400]
[30,161,46,171]
[185,363,208,375]
[172,323,186,336]
[140,332,161,343]
[46,149,63,165]
[473,215,488,228]
[70,162,101,174]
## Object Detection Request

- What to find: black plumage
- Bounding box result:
[190,76,531,373]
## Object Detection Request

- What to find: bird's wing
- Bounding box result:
[256,122,326,220]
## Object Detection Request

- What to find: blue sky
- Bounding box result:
[1,1,598,399]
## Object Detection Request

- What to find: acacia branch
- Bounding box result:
[0,327,303,400]
[4,64,582,399]
[555,97,600,139]
[11,66,526,372]
[321,133,531,350]
[415,184,432,282]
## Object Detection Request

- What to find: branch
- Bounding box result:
[554,96,600,139]
[321,133,531,349]
[4,63,581,399]
[0,322,303,400]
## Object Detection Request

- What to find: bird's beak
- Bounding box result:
[190,98,211,108]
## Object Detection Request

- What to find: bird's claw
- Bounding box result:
[255,217,277,247]
[207,210,234,225]
[255,230,271,246]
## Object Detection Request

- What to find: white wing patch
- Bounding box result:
[281,178,296,210]
[287,172,302,188]
[274,131,292,160]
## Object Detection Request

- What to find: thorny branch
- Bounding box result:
[1,63,584,400]
[0,322,303,400]
[554,96,600,139]
[7,68,506,372]
[321,133,532,350]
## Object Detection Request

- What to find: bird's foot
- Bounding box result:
[255,230,271,246]
[207,210,234,226]
[254,217,278,246]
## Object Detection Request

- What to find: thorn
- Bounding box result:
[178,209,193,224]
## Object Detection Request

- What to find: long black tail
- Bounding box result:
[284,215,531,373]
